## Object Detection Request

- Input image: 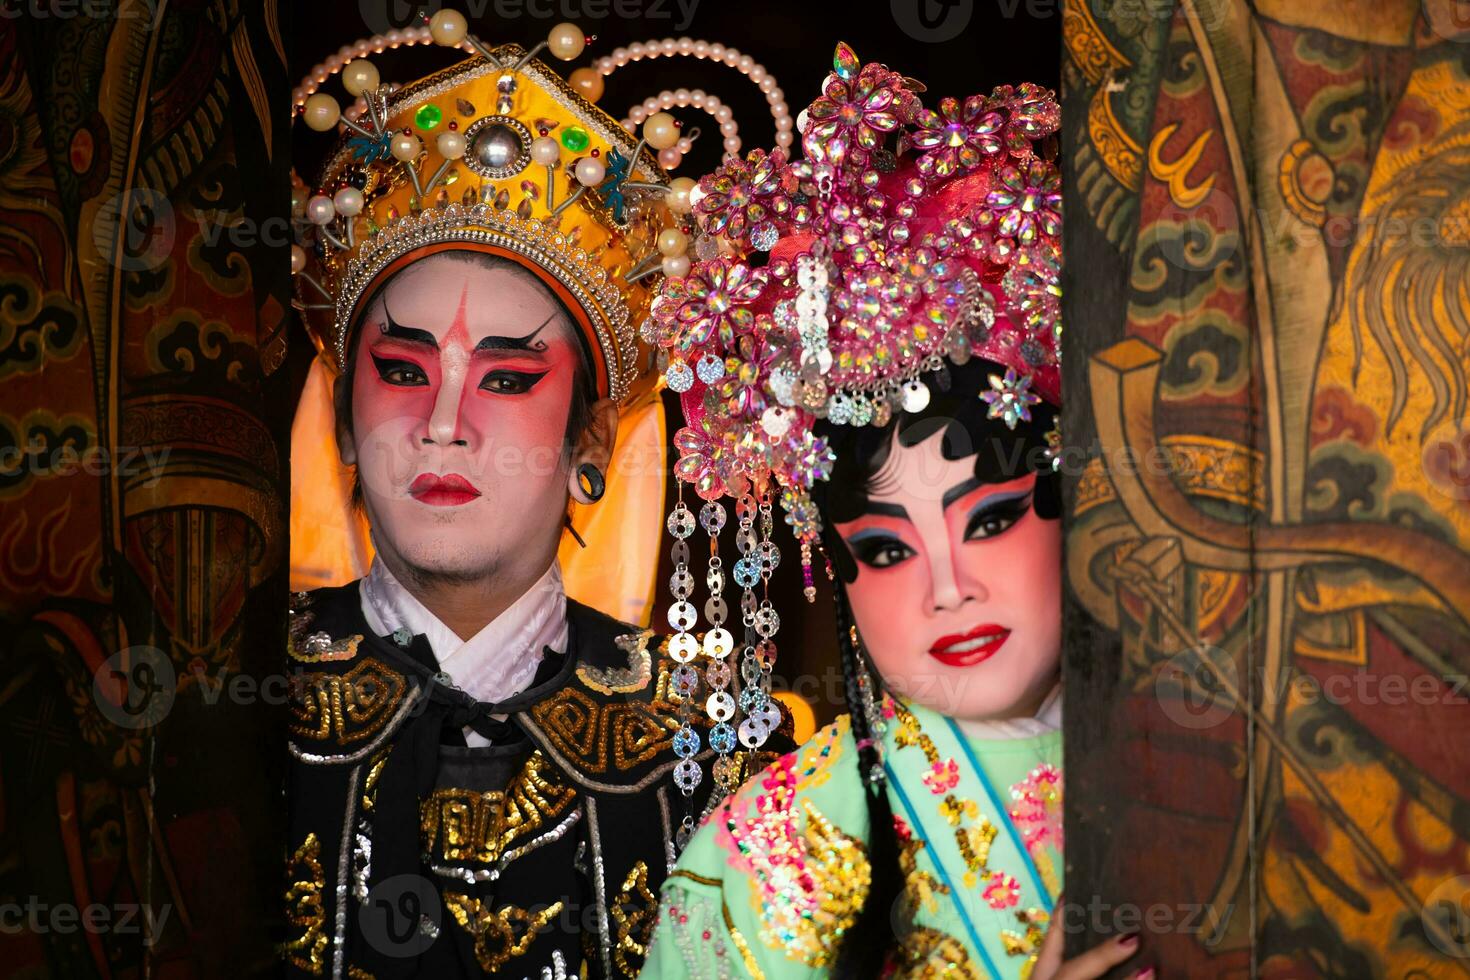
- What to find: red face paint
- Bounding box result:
[347,253,584,581]
[834,431,1062,722]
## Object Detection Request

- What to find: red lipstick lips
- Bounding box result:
[928,624,1011,667]
[408,472,481,507]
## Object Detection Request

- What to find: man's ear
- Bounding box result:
[333,371,357,467]
[575,398,619,474]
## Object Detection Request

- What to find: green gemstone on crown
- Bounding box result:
[414,103,443,131]
[561,126,590,152]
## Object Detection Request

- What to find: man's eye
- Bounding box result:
[370,355,428,387]
[479,370,547,394]
[850,536,916,569]
[964,495,1031,541]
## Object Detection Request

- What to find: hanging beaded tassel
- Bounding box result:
[792,242,832,603]
[737,494,783,753]
[797,254,831,374]
[699,497,736,800]
[851,624,888,789]
[799,540,816,601]
[722,494,763,790]
[665,492,703,848]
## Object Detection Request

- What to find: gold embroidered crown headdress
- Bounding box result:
[289,11,794,402]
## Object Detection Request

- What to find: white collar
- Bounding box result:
[951,681,1062,741]
[359,557,569,705]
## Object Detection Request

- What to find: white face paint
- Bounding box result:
[343,252,585,584]
[833,430,1062,722]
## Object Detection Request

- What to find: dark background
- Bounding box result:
[288,0,1060,725]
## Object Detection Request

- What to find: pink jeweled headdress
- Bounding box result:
[650,43,1062,807]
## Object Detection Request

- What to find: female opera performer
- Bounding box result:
[637,43,1150,980]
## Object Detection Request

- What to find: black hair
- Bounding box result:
[816,355,1059,979]
[813,355,1060,584]
[334,250,599,509]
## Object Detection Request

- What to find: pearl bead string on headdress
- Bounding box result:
[593,39,792,159]
[628,91,723,169]
[295,29,787,168]
[292,25,457,109]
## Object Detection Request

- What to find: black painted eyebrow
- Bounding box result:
[474,313,555,353]
[964,487,1034,513]
[378,306,559,354]
[941,477,985,510]
[380,303,437,347]
[865,480,1030,518]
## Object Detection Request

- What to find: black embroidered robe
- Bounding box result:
[281,582,789,979]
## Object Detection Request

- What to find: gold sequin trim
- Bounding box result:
[722,901,767,980]
[669,869,723,887]
[289,658,408,745]
[419,751,577,865]
[443,894,564,973]
[361,749,390,814]
[283,833,327,974]
[527,688,675,775]
[610,860,658,977]
[289,633,362,664]
[1002,907,1050,976]
[898,830,949,919]
[890,699,994,890]
[890,925,982,979]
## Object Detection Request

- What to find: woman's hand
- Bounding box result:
[1032,902,1152,980]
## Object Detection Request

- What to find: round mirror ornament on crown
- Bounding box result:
[462,115,533,179]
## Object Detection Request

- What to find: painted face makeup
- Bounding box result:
[833,429,1062,723]
[344,251,584,583]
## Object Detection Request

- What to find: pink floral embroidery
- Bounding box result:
[984,158,1062,246]
[694,148,796,252]
[673,258,765,350]
[911,95,1006,177]
[922,758,960,795]
[715,721,861,965]
[722,752,820,913]
[1009,763,1063,856]
[673,421,736,500]
[803,61,911,166]
[982,871,1021,910]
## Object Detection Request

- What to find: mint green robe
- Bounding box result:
[642,696,1063,978]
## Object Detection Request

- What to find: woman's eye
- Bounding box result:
[371,355,427,387]
[479,370,547,394]
[964,495,1031,541]
[850,536,917,569]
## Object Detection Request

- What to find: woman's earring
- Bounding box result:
[572,462,605,504]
